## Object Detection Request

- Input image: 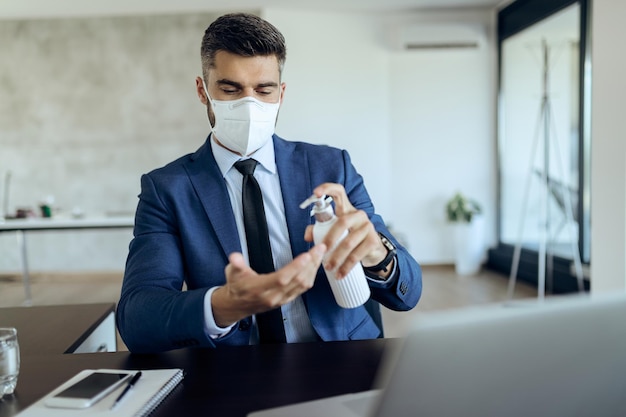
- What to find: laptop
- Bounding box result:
[248,293,626,417]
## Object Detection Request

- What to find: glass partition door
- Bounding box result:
[500,4,581,259]
[492,0,591,293]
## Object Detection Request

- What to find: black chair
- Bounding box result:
[364,299,384,338]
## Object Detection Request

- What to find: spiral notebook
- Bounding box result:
[16,368,184,417]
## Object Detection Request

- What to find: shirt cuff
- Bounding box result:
[203,286,236,339]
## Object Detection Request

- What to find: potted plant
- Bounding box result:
[446,192,485,275]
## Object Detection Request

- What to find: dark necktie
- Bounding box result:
[234,159,286,344]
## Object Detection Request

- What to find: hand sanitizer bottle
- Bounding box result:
[300,194,371,308]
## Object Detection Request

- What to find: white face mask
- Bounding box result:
[203,82,280,156]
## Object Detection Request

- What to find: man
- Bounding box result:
[116,13,422,353]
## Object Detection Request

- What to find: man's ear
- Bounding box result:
[279,82,286,105]
[195,76,208,105]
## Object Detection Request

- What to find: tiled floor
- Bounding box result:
[0,264,538,349]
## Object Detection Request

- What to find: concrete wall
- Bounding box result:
[0,13,221,271]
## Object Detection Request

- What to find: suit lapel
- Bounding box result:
[184,139,241,257]
[182,137,315,271]
[274,137,314,259]
[186,137,328,326]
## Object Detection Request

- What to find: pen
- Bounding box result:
[110,371,142,410]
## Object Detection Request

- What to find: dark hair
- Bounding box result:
[200,13,286,79]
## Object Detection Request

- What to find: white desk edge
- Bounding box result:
[0,216,135,305]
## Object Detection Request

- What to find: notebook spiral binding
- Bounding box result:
[133,369,184,417]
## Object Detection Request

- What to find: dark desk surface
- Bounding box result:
[1,339,392,417]
[0,303,115,354]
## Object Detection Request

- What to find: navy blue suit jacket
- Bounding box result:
[116,135,422,352]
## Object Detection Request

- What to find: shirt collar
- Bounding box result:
[210,133,277,177]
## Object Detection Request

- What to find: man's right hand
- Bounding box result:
[210,244,327,328]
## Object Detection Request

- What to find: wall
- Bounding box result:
[0,8,496,274]
[385,10,496,263]
[0,13,220,272]
[268,8,497,264]
[590,0,626,292]
[262,9,393,219]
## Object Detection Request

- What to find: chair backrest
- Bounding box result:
[364,299,384,338]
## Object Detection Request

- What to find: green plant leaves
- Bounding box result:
[446,192,482,222]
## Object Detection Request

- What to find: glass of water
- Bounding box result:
[0,327,20,398]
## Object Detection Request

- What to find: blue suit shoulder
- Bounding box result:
[274,135,346,157]
[273,135,353,174]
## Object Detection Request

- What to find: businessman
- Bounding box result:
[116,12,422,353]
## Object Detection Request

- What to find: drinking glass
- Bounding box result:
[0,327,20,398]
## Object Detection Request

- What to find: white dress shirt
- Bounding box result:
[202,136,319,343]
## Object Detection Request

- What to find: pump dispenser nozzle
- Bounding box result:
[299,194,334,222]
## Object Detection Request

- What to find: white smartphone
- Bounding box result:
[44,371,132,409]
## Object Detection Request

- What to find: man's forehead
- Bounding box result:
[209,51,281,78]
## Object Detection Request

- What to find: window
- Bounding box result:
[488,0,591,294]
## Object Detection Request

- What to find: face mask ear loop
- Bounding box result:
[202,79,213,105]
[202,79,218,133]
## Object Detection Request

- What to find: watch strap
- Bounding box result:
[363,233,397,273]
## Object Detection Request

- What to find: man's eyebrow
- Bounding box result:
[216,79,278,89]
[257,82,279,88]
[216,79,243,89]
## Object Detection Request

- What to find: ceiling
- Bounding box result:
[0,0,510,20]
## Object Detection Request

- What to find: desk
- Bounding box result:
[1,336,389,417]
[0,216,134,305]
[0,303,116,355]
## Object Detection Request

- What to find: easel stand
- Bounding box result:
[507,39,584,300]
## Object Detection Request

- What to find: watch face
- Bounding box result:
[379,233,396,251]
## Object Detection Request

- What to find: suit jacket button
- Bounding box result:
[238,319,250,331]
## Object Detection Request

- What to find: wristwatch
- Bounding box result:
[363,233,397,277]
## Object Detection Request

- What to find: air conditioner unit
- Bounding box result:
[392,23,485,51]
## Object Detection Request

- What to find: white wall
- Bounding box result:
[263,3,626,285]
[262,9,393,219]
[590,0,626,292]
[267,8,496,263]
[0,7,496,274]
[386,10,496,262]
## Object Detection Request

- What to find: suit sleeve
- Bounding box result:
[116,174,217,352]
[340,150,423,311]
